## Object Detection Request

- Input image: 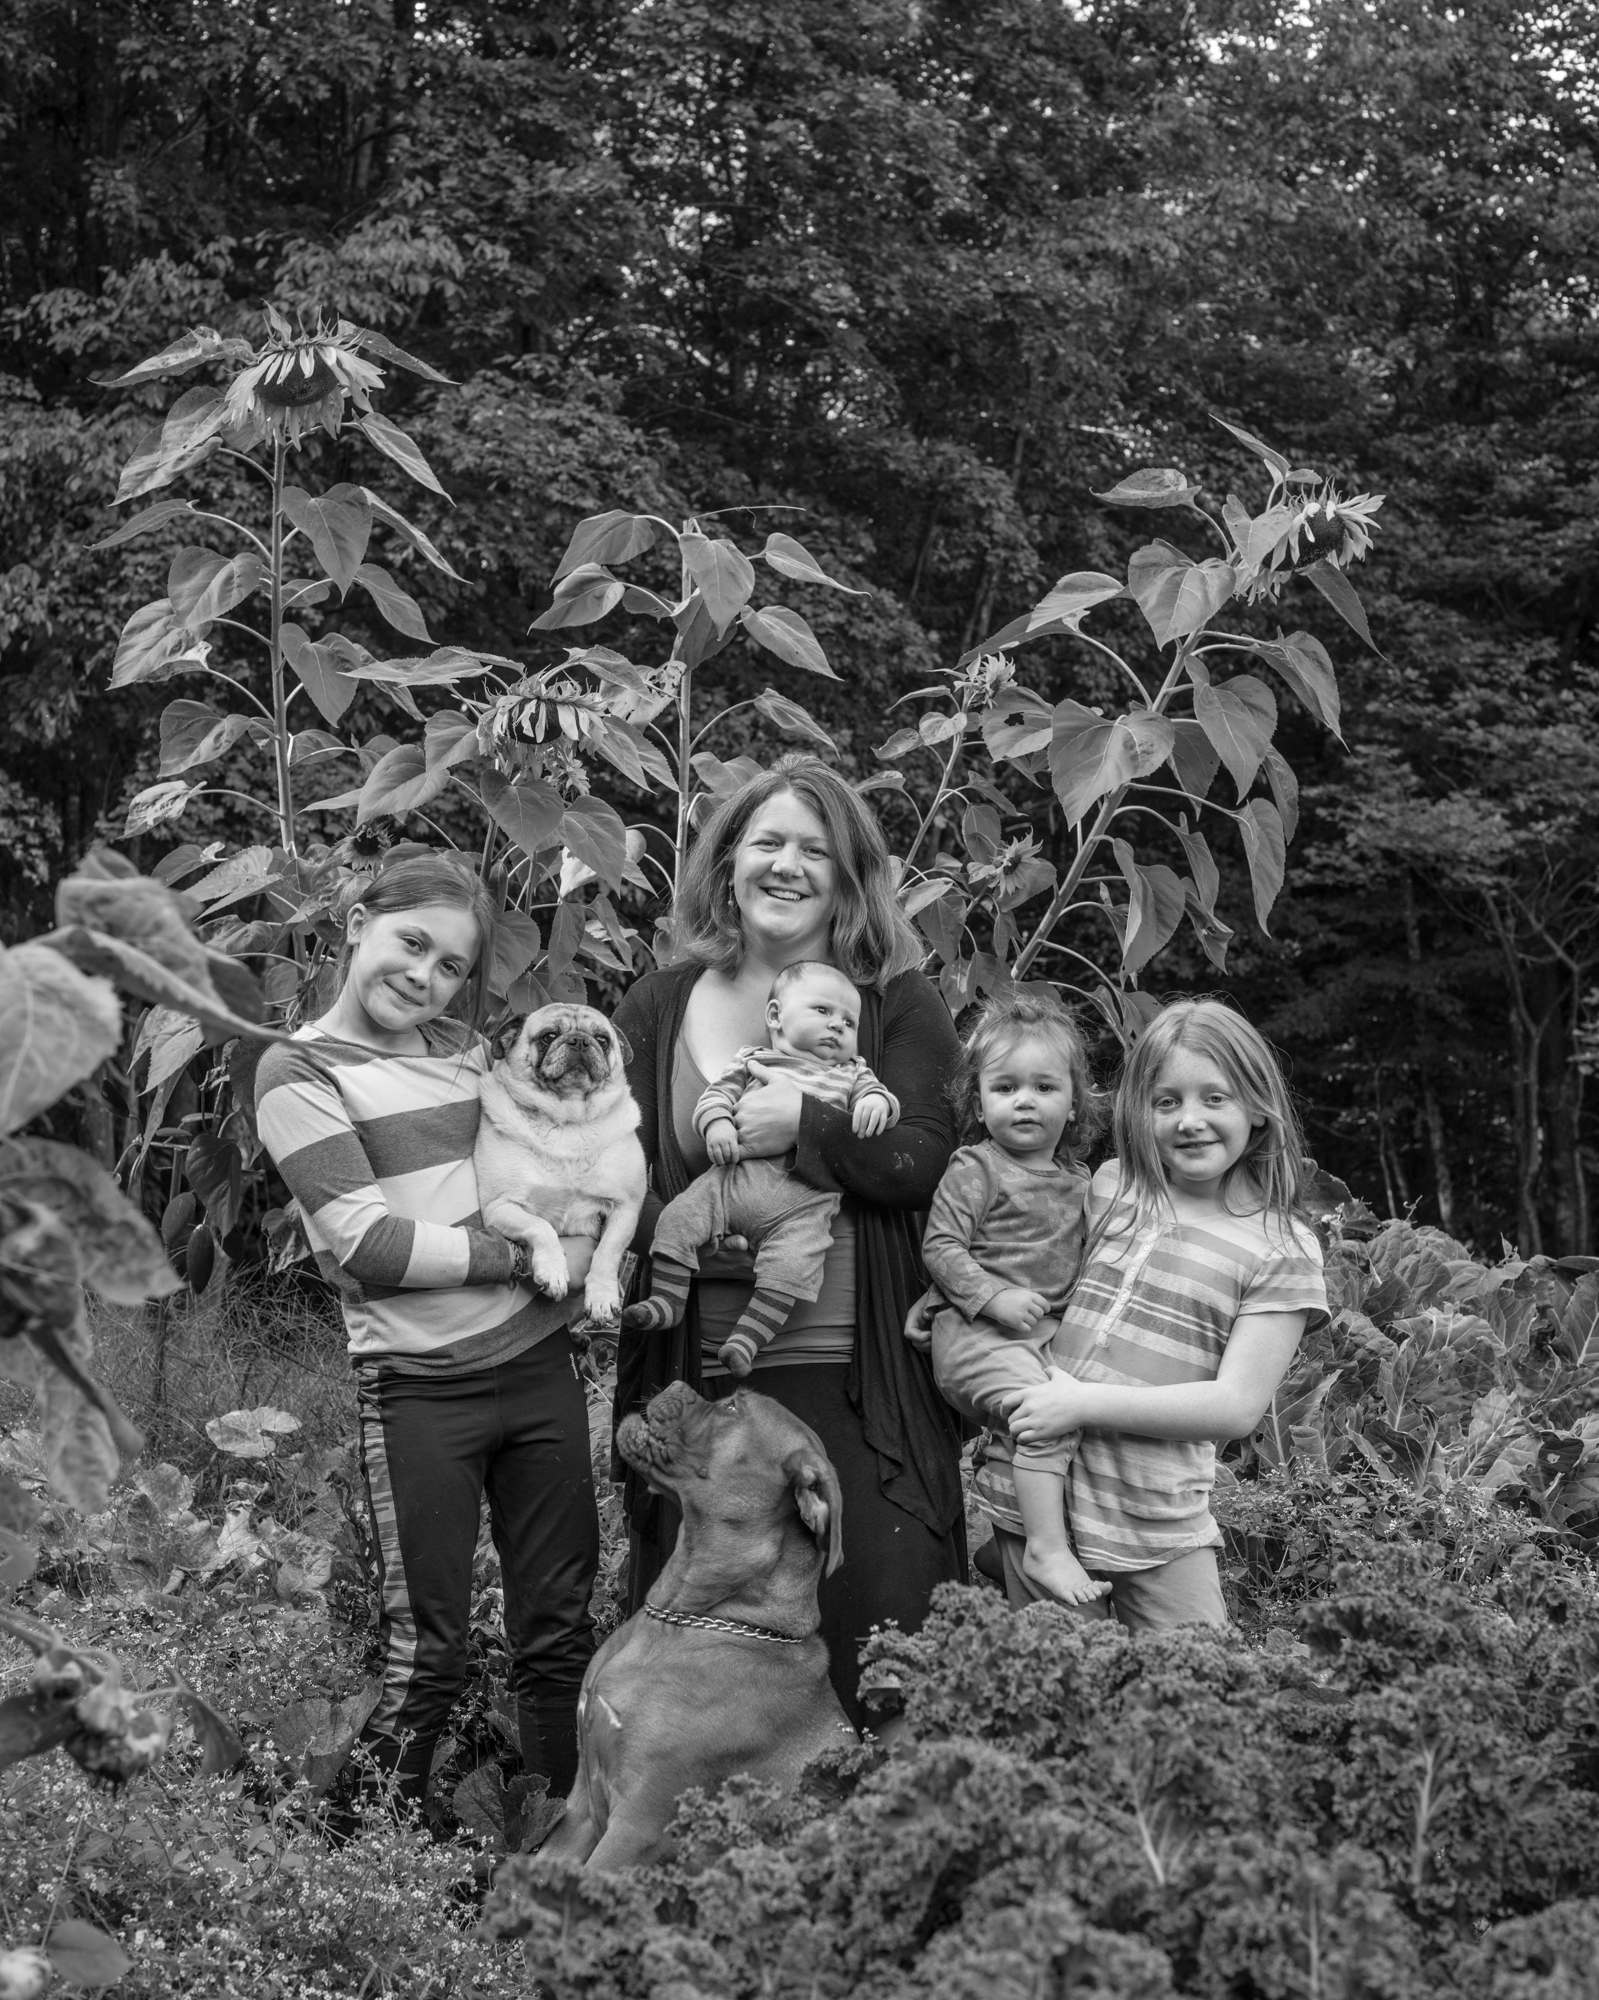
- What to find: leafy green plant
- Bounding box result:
[88,313,876,1273]
[1232,1219,1599,1545]
[851,423,1381,1025]
[483,1565,1599,1999]
[0,843,277,1587]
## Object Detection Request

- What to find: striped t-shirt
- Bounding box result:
[254,1018,559,1373]
[693,1045,898,1136]
[976,1161,1328,1570]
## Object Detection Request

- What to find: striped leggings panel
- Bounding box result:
[355,1329,599,1799]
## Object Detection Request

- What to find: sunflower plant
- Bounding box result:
[86,312,874,1274]
[866,416,1383,1034]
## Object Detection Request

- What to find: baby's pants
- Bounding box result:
[931,1307,1079,1479]
[650,1158,841,1303]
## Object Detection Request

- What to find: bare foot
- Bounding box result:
[1020,1543,1112,1606]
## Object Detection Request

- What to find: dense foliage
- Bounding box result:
[3,0,1598,1251]
[3,1195,1598,1995]
[464,1214,1599,1997]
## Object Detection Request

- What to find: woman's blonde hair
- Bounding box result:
[671,754,924,989]
[1110,997,1311,1241]
[330,851,498,1032]
[949,991,1108,1168]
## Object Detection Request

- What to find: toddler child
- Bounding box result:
[623,959,898,1375]
[999,998,1329,1631]
[922,993,1109,1606]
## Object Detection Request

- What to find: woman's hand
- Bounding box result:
[732,1060,806,1157]
[1005,1367,1087,1446]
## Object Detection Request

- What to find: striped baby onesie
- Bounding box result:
[976,1161,1327,1570]
[254,1018,559,1372]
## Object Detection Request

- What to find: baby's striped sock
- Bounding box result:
[716,1286,797,1377]
[620,1256,694,1332]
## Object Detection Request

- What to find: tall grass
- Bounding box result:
[0,1272,355,1488]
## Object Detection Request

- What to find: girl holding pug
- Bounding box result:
[255,852,599,1812]
[613,755,965,1728]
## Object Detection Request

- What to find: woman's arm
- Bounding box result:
[257,1050,517,1289]
[737,973,958,1210]
[1005,1310,1309,1445]
[613,973,665,1251]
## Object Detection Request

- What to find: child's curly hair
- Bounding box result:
[949,991,1109,1167]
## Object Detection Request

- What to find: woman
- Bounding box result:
[612,755,965,1726]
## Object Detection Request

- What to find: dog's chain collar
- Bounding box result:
[643,1600,805,1645]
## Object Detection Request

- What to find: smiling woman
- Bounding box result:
[612,755,965,1728]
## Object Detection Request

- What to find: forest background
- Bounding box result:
[3,0,1598,1257]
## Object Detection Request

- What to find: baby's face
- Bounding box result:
[767,968,861,1064]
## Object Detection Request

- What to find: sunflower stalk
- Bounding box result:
[267,436,297,858]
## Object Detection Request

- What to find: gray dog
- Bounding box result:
[538,1380,853,1868]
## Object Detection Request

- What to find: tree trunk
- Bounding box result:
[1485,895,1544,1255]
[1540,966,1589,1254]
[1401,872,1456,1232]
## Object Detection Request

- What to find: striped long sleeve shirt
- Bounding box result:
[692,1046,899,1139]
[254,1019,562,1373]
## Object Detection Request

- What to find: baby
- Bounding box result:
[622,960,898,1374]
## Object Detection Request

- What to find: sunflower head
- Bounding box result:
[1285,484,1383,572]
[952,649,1016,710]
[223,311,386,447]
[1239,480,1384,603]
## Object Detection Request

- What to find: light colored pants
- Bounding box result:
[651,1158,840,1302]
[991,1528,1228,1632]
[931,1308,1078,1478]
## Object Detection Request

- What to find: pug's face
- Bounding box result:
[497,1004,631,1104]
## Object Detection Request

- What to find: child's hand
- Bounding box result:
[851,1093,892,1138]
[901,1286,939,1351]
[705,1118,740,1166]
[1006,1369,1085,1445]
[986,1286,1050,1335]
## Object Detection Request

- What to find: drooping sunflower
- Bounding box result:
[1283,484,1383,570]
[1240,482,1384,603]
[223,316,386,446]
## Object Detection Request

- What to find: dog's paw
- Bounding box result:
[583,1278,621,1327]
[532,1251,570,1299]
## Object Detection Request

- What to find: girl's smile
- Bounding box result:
[324,900,483,1052]
[1150,1047,1262,1200]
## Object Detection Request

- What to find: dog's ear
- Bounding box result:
[487,1012,525,1063]
[786,1451,844,1577]
[610,1022,633,1067]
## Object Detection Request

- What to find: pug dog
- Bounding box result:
[476,1004,647,1327]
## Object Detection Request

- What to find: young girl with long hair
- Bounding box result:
[997,997,1328,1631]
[922,994,1109,1605]
[254,852,599,1808]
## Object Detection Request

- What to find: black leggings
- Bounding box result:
[703,1363,965,1728]
[355,1330,599,1801]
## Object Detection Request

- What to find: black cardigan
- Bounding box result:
[611,960,965,1537]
